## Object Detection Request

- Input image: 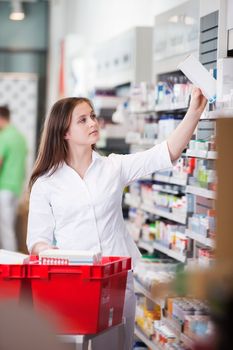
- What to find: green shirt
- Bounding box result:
[0,125,27,196]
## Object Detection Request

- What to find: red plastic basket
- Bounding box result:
[0,264,26,300]
[27,256,131,334]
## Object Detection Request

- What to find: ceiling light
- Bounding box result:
[9,1,25,21]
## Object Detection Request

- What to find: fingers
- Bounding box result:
[191,86,207,104]
[191,86,202,96]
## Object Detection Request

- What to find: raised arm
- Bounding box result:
[167,87,207,162]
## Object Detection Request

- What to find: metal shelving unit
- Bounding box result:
[134,278,165,308]
[186,149,217,160]
[153,242,186,263]
[153,174,187,186]
[137,240,154,254]
[141,203,187,225]
[186,229,215,248]
[124,194,187,224]
[186,185,216,199]
[135,326,161,350]
[155,103,188,112]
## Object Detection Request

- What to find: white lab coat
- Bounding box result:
[27,140,173,266]
[27,140,173,349]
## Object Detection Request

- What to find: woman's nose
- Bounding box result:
[88,117,97,127]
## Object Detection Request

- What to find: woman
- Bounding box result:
[27,88,207,349]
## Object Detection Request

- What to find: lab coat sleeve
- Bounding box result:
[26,178,55,253]
[119,140,174,186]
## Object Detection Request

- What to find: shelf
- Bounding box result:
[155,103,188,112]
[141,203,187,224]
[124,195,187,224]
[153,242,186,262]
[138,240,154,254]
[135,326,161,350]
[153,187,182,195]
[128,110,157,115]
[180,333,195,349]
[153,174,187,186]
[134,278,165,308]
[125,132,157,146]
[162,317,182,337]
[93,95,122,109]
[140,175,153,180]
[161,317,195,349]
[201,109,233,120]
[137,139,157,146]
[186,185,216,199]
[135,324,194,350]
[186,229,215,248]
[208,151,218,159]
[186,149,217,160]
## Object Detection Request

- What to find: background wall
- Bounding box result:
[64,0,188,45]
[0,0,49,155]
[47,0,188,108]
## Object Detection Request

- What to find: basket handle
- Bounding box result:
[0,264,26,278]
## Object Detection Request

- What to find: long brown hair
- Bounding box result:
[29,97,94,190]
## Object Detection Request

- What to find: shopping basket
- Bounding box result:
[27,256,131,334]
[0,264,26,301]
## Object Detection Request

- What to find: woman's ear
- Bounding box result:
[64,132,69,140]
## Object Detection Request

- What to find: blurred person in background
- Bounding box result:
[0,105,27,251]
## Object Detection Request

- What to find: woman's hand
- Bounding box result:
[31,242,58,255]
[188,87,208,116]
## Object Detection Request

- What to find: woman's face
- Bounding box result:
[65,102,100,147]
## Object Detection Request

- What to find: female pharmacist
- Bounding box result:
[27,87,207,350]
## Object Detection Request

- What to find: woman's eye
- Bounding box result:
[79,118,86,123]
[91,114,97,120]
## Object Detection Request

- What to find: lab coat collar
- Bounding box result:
[92,150,102,163]
[60,150,102,180]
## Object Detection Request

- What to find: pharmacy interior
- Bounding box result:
[0,0,233,349]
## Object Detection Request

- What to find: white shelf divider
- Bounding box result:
[186,185,216,199]
[141,203,187,225]
[185,229,215,248]
[153,242,186,262]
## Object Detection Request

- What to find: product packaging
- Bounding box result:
[177,54,217,103]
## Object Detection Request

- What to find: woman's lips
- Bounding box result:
[89,130,98,135]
